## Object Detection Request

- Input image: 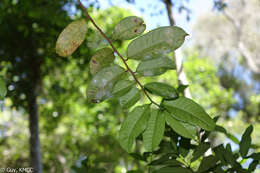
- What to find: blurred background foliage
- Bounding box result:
[0,0,259,172]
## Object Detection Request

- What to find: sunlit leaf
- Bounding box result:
[112,16,146,40]
[144,82,178,100]
[197,155,218,173]
[0,77,7,100]
[127,26,188,60]
[152,166,192,173]
[119,87,141,109]
[136,57,175,76]
[191,142,210,162]
[90,47,115,75]
[165,111,196,139]
[112,80,135,97]
[119,105,150,152]
[239,125,253,157]
[56,19,87,57]
[86,65,125,103]
[143,109,165,152]
[162,97,215,131]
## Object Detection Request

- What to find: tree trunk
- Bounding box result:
[27,84,42,172]
[164,0,192,98]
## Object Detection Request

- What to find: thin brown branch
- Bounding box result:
[77,0,160,107]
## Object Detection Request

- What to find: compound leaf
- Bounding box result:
[86,65,125,103]
[56,19,87,57]
[165,111,196,139]
[90,47,115,75]
[127,26,188,60]
[143,109,165,152]
[162,96,215,131]
[119,105,150,152]
[144,82,178,100]
[112,80,135,97]
[112,16,146,40]
[136,56,175,76]
[119,87,141,109]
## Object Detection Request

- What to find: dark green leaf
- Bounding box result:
[197,155,218,173]
[0,78,7,100]
[88,168,106,173]
[249,153,260,160]
[130,153,146,161]
[213,144,227,165]
[112,80,135,97]
[224,143,236,167]
[248,160,259,172]
[127,171,144,173]
[144,82,178,100]
[149,153,181,166]
[165,111,197,139]
[239,125,253,157]
[191,142,210,162]
[127,26,188,60]
[178,137,191,157]
[112,16,146,40]
[89,47,115,75]
[152,166,192,173]
[143,109,165,152]
[119,105,150,152]
[176,84,189,94]
[162,97,215,131]
[119,87,140,109]
[136,57,175,76]
[56,19,87,57]
[86,65,125,103]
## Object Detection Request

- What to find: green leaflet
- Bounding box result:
[149,153,181,166]
[112,16,146,40]
[89,47,115,75]
[86,65,125,103]
[162,96,215,131]
[112,80,135,97]
[143,109,165,152]
[119,87,140,109]
[213,144,227,166]
[197,155,218,173]
[127,26,188,60]
[56,19,87,57]
[144,82,178,100]
[239,125,253,157]
[136,57,175,76]
[191,142,210,162]
[165,111,196,139]
[0,77,7,100]
[119,105,150,152]
[152,166,192,173]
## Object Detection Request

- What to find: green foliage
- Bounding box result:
[239,125,253,157]
[112,16,146,40]
[136,56,176,76]
[126,26,188,60]
[0,77,6,100]
[144,82,178,100]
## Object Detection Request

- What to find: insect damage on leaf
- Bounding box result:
[56,19,87,57]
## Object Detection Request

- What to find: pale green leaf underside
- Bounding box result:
[144,82,178,100]
[112,80,135,97]
[86,65,125,103]
[112,16,146,40]
[143,109,165,152]
[56,19,87,57]
[119,87,141,109]
[90,47,115,75]
[127,26,188,60]
[119,105,150,152]
[136,56,176,76]
[165,111,196,139]
[162,97,215,131]
[0,78,7,99]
